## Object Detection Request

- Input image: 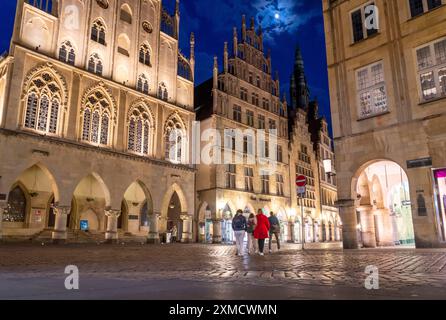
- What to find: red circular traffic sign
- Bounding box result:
[296,175,307,187]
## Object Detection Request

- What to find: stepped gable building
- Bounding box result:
[323,0,446,249]
[288,46,340,243]
[0,0,196,244]
[194,16,341,245]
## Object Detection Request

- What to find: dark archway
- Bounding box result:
[5,185,28,223]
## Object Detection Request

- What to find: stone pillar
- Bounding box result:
[288,222,295,243]
[147,213,160,244]
[105,210,121,244]
[199,223,205,243]
[0,201,7,241]
[374,208,394,246]
[212,219,222,243]
[180,214,193,243]
[336,199,359,249]
[358,205,377,248]
[52,206,71,244]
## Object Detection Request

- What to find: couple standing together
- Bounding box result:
[232,209,281,256]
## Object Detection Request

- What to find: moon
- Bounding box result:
[274,13,280,20]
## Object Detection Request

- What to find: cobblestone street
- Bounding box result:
[0,243,445,299]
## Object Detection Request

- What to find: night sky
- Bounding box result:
[0,0,331,134]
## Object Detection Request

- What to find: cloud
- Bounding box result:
[252,0,321,44]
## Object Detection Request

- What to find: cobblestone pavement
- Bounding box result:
[0,243,446,299]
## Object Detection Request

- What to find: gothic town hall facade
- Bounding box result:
[0,0,196,243]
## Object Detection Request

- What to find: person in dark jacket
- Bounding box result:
[246,213,257,255]
[253,209,270,256]
[232,209,247,256]
[268,211,281,252]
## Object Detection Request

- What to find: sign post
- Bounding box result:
[296,175,307,251]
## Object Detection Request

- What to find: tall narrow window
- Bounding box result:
[244,167,254,192]
[87,54,103,76]
[139,44,152,67]
[233,105,242,123]
[23,71,62,135]
[164,116,185,163]
[81,89,113,146]
[261,171,270,194]
[351,3,379,43]
[356,61,388,118]
[276,174,284,196]
[58,41,75,65]
[158,83,168,101]
[127,104,152,156]
[91,20,106,45]
[225,164,236,189]
[246,110,254,126]
[137,74,149,94]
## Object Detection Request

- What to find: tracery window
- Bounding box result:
[127,104,152,155]
[3,186,27,223]
[58,41,75,65]
[158,82,168,101]
[91,19,106,45]
[81,90,113,146]
[139,44,152,67]
[24,71,62,134]
[137,74,149,94]
[164,116,186,163]
[87,53,103,76]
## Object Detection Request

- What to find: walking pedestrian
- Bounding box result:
[253,209,270,256]
[268,211,281,253]
[246,213,257,255]
[171,225,178,243]
[232,209,247,256]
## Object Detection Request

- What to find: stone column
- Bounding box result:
[52,206,71,244]
[374,208,394,246]
[212,219,222,243]
[336,199,359,249]
[358,205,377,248]
[0,201,7,241]
[105,210,121,244]
[288,222,295,243]
[180,214,193,243]
[147,213,160,244]
[198,223,205,243]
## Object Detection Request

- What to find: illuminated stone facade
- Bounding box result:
[323,0,446,248]
[0,0,196,243]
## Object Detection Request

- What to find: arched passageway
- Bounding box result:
[354,160,415,248]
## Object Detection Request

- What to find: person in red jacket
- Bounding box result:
[253,209,270,256]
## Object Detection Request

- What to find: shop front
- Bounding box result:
[432,169,446,242]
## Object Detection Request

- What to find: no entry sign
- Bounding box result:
[296,175,307,187]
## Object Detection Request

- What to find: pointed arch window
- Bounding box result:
[88,53,103,76]
[24,71,62,135]
[91,19,106,45]
[158,82,168,101]
[3,186,27,223]
[165,116,186,163]
[81,90,113,146]
[139,44,152,67]
[127,105,152,156]
[137,74,149,94]
[58,41,76,65]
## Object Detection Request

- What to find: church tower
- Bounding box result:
[290,45,310,112]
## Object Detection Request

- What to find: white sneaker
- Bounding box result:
[269,249,272,253]
[259,252,264,256]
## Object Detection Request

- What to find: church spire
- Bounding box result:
[290,44,310,111]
